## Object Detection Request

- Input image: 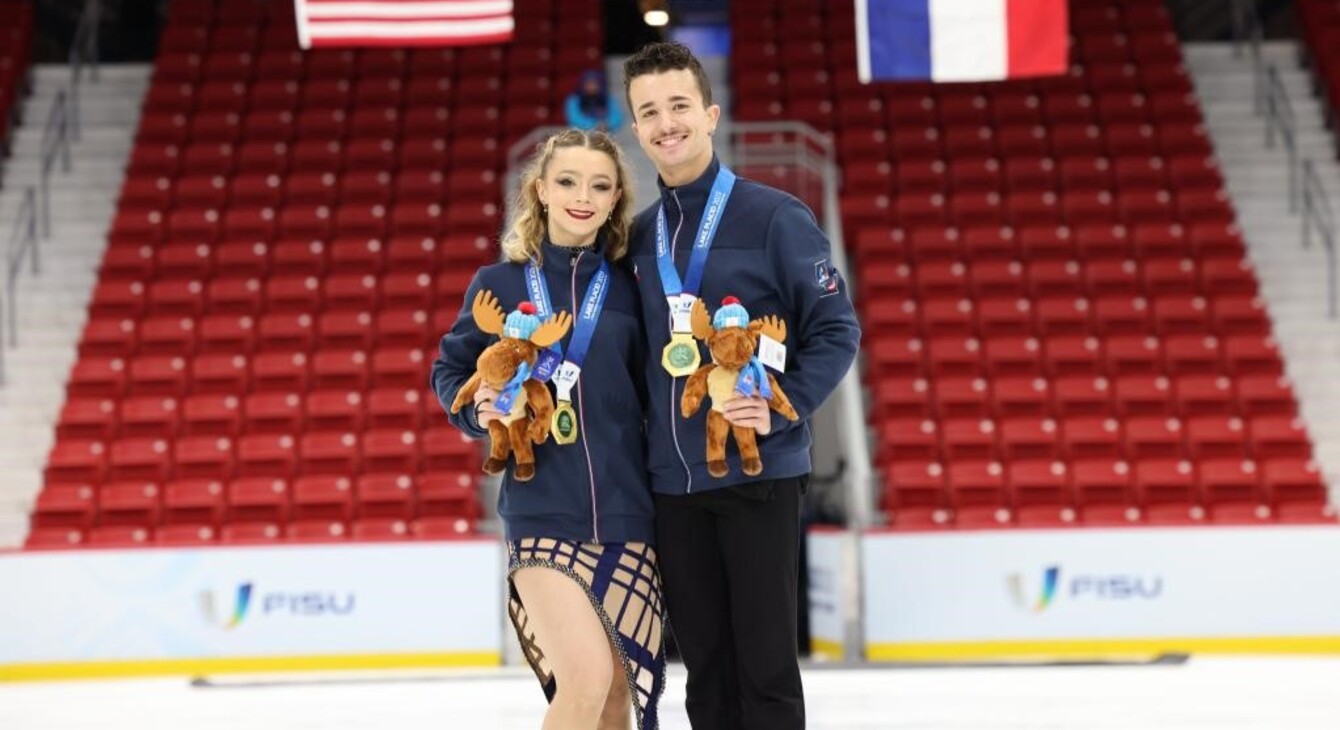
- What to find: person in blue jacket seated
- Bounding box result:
[622,42,862,730]
[431,128,663,730]
[566,69,625,132]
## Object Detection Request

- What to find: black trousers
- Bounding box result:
[655,476,806,730]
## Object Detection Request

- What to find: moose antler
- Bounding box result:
[751,314,787,344]
[529,312,573,348]
[471,290,506,336]
[690,297,715,341]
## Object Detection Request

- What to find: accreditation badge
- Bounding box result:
[661,331,701,378]
[551,400,579,445]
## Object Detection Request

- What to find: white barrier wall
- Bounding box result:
[857,526,1340,661]
[0,540,504,681]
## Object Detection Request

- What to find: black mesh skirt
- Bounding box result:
[507,538,667,730]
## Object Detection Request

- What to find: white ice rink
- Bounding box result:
[2,657,1339,729]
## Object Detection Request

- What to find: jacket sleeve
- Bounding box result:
[429,270,492,439]
[763,197,862,435]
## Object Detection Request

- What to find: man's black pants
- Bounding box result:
[655,476,806,730]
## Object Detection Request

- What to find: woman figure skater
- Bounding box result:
[431,128,664,730]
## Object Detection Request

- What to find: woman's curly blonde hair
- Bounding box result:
[501,128,634,264]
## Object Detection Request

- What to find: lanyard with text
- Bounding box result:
[655,165,736,377]
[526,258,611,444]
[524,261,565,382]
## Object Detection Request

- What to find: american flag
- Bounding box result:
[294,0,514,49]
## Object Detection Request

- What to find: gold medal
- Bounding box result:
[661,332,701,378]
[551,400,578,445]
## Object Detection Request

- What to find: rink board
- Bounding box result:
[0,540,504,681]
[856,526,1340,661]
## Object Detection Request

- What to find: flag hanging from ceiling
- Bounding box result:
[855,0,1069,83]
[294,0,514,49]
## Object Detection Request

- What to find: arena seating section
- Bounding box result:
[1298,0,1340,150]
[0,1,33,157]
[733,0,1334,528]
[26,0,603,548]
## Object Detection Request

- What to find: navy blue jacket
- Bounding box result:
[629,156,862,495]
[430,238,655,544]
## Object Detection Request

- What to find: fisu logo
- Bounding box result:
[1008,565,1164,613]
[1007,566,1061,613]
[200,582,254,630]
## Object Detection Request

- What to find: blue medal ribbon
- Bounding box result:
[655,166,737,304]
[525,257,612,397]
[525,261,564,382]
[494,360,532,415]
[735,357,773,400]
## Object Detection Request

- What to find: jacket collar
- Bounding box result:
[658,154,722,211]
[538,233,606,277]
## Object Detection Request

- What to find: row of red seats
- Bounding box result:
[44,427,473,486]
[843,187,1230,232]
[142,75,567,120]
[79,310,453,359]
[866,333,1281,378]
[34,471,478,528]
[875,414,1310,462]
[1297,0,1340,152]
[101,239,482,281]
[844,154,1222,197]
[154,46,600,87]
[119,170,500,216]
[90,271,471,313]
[25,517,479,549]
[110,200,502,244]
[125,138,509,179]
[58,388,441,440]
[67,349,429,397]
[851,222,1244,266]
[872,373,1296,421]
[863,256,1256,299]
[134,104,517,147]
[810,89,1203,134]
[835,121,1213,168]
[881,456,1332,528]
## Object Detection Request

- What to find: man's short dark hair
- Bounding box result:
[622,41,714,113]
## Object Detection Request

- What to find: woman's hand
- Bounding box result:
[473,384,504,427]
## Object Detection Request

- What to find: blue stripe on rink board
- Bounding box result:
[866,0,933,81]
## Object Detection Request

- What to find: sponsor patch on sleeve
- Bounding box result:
[814,258,841,297]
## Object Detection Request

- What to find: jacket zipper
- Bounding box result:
[668,190,695,494]
[571,250,600,542]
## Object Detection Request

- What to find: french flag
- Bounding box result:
[855,0,1069,83]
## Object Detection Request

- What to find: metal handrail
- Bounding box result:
[1262,65,1300,213]
[68,0,102,142]
[1236,0,1340,318]
[38,89,72,239]
[3,187,39,385]
[1303,159,1338,317]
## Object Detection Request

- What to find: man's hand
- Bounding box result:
[721,395,772,435]
[473,384,504,427]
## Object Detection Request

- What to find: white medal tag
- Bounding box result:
[758,334,787,373]
[552,361,582,402]
[670,294,696,333]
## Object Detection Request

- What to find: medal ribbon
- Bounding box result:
[655,166,737,307]
[527,258,612,401]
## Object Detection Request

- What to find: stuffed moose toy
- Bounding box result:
[681,296,799,478]
[450,290,572,481]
